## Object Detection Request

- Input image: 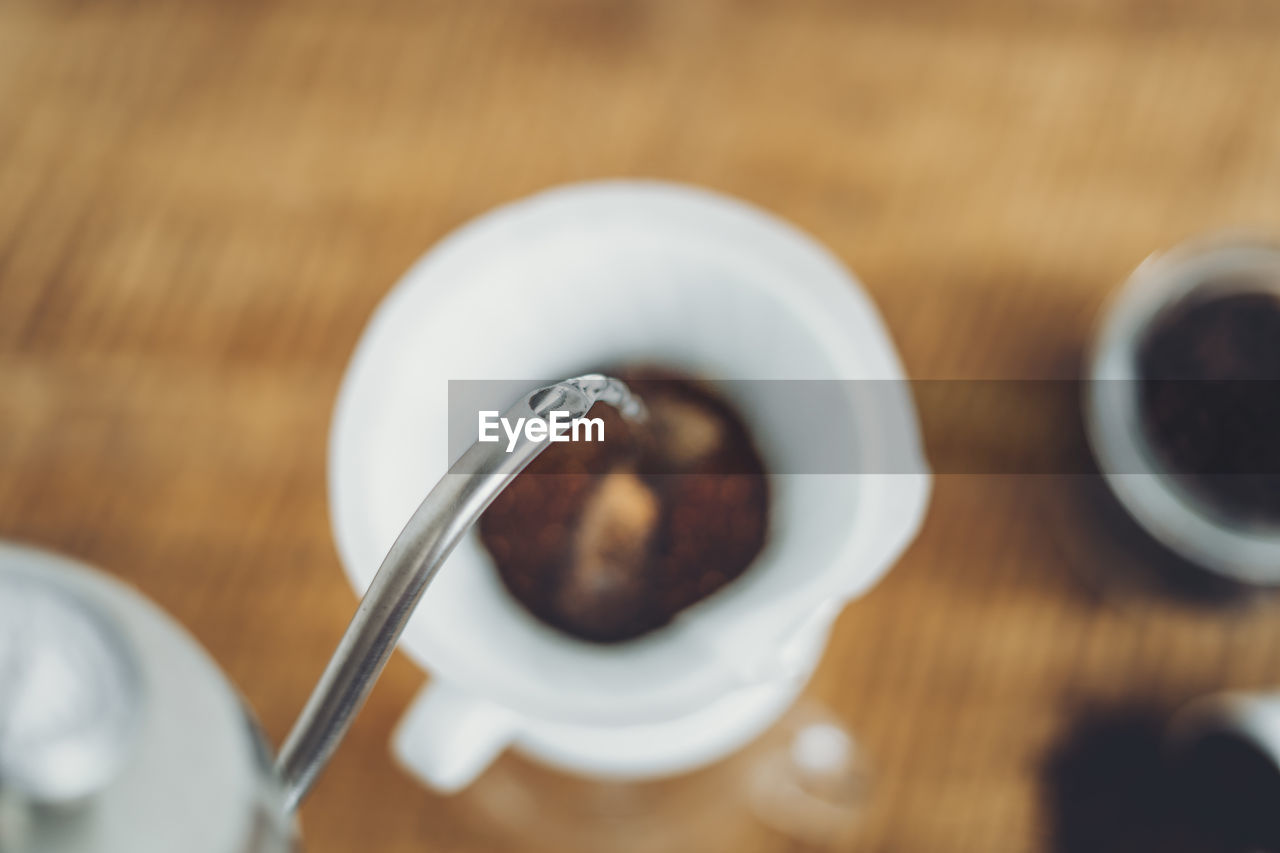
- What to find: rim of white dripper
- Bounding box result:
[328,179,931,722]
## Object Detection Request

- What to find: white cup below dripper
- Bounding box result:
[328,180,931,792]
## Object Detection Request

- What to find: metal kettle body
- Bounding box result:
[0,543,295,853]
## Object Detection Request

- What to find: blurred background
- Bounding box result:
[2,1,1280,850]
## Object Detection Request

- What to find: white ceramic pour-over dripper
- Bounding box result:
[329,181,931,792]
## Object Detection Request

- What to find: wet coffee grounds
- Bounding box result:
[1138,288,1280,526]
[478,368,769,643]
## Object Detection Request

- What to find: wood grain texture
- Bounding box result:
[3,1,1280,850]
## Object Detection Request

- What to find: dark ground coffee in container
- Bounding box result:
[478,368,769,643]
[1179,729,1280,852]
[1137,287,1280,528]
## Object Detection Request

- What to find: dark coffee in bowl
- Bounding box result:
[1138,287,1280,526]
[478,368,769,643]
[1179,730,1280,851]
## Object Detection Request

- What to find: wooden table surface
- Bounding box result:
[4,1,1280,850]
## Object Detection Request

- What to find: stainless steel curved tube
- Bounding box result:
[275,375,643,811]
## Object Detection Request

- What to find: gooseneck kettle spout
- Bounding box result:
[274,375,645,811]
